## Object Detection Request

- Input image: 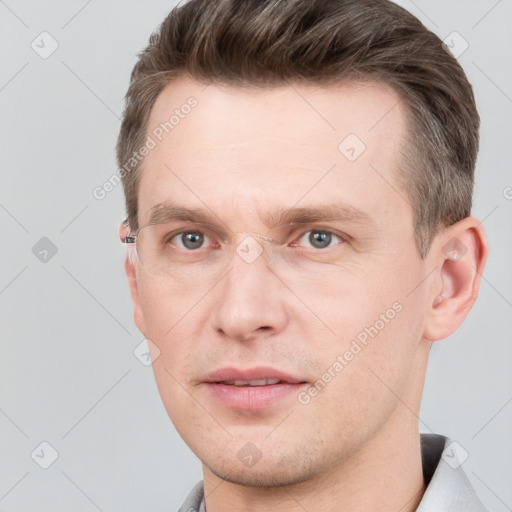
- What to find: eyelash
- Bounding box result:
[169,228,347,251]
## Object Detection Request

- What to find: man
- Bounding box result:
[117,0,488,510]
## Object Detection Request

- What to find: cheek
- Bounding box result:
[138,278,209,393]
[288,260,400,338]
[137,275,204,341]
[293,254,426,401]
[299,302,421,444]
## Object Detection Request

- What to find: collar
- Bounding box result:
[417,433,487,511]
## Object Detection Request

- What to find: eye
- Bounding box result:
[171,231,211,250]
[295,230,344,249]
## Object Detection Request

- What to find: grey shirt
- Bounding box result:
[178,433,488,511]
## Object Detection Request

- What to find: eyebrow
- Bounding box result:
[146,201,374,231]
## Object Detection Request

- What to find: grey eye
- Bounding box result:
[297,230,341,249]
[309,231,332,248]
[176,231,205,250]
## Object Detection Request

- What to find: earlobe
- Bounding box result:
[423,217,488,342]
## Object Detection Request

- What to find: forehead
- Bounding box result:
[138,76,411,231]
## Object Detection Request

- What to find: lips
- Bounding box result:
[202,367,308,410]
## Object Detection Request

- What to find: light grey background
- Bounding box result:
[0,1,510,511]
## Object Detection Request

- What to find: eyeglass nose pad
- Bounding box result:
[235,232,278,247]
[232,232,280,267]
[232,232,274,244]
[249,233,274,243]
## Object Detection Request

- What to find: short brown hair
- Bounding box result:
[116,0,479,258]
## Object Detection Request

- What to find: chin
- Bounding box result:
[202,447,326,488]
[208,463,314,488]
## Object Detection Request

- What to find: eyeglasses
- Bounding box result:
[123,220,349,280]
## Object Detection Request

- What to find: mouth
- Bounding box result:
[202,367,308,410]
[220,378,283,386]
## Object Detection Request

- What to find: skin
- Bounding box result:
[121,76,487,512]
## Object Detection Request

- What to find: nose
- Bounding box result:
[211,236,289,342]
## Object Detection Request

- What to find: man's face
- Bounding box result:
[128,77,435,486]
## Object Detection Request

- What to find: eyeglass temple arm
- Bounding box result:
[120,219,137,244]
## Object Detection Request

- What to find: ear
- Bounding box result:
[119,222,148,337]
[423,217,488,342]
